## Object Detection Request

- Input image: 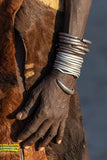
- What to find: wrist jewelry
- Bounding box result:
[54,32,92,78]
[56,79,75,95]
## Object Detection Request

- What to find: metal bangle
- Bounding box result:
[59,39,86,47]
[59,32,92,45]
[57,52,83,61]
[57,52,83,63]
[58,43,89,54]
[55,60,81,72]
[74,45,90,53]
[55,59,81,70]
[59,32,79,40]
[56,57,82,66]
[56,54,83,64]
[56,56,82,68]
[56,79,75,95]
[54,32,92,78]
[54,52,83,78]
[81,38,92,45]
[54,61,82,74]
[54,64,80,77]
[54,67,80,78]
[57,46,85,56]
[59,35,88,48]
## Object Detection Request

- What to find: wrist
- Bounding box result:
[51,69,76,88]
[53,32,92,78]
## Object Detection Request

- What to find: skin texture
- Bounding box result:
[16,0,92,152]
[0,0,92,159]
[16,71,75,149]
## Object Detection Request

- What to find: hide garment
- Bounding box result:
[0,0,89,159]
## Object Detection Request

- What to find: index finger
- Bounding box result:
[16,87,40,120]
[17,111,45,141]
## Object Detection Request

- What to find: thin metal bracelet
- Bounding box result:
[56,57,82,66]
[58,43,89,54]
[59,36,88,48]
[54,64,80,78]
[59,39,86,48]
[56,79,75,95]
[55,51,83,78]
[57,52,84,62]
[74,45,90,53]
[59,35,88,44]
[56,54,83,64]
[55,60,81,71]
[54,64,81,75]
[54,51,84,77]
[55,68,80,77]
[56,56,82,68]
[57,46,86,55]
[59,32,92,45]
[53,32,92,78]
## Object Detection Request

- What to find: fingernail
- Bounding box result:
[57,140,62,144]
[16,112,22,119]
[24,146,30,149]
[83,144,86,149]
[39,147,45,152]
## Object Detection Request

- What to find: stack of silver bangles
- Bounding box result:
[54,32,92,78]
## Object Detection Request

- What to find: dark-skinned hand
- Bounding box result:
[16,70,75,151]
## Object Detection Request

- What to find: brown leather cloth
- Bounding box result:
[15,0,65,91]
[0,0,89,159]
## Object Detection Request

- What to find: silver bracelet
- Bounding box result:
[59,35,88,47]
[57,45,86,55]
[53,32,92,78]
[59,32,92,45]
[56,79,75,95]
[58,42,90,54]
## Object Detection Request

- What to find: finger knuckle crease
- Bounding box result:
[40,109,48,117]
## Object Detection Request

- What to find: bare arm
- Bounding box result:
[64,0,92,38]
[55,0,92,84]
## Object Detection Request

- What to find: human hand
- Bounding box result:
[16,70,75,151]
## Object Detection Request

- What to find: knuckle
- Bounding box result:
[48,134,53,138]
[52,130,57,136]
[60,124,65,130]
[49,130,56,138]
[39,108,48,118]
[27,123,35,133]
[39,132,44,138]
[34,132,43,139]
[35,132,40,138]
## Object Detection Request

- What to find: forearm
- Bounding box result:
[54,0,92,86]
[64,0,92,39]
